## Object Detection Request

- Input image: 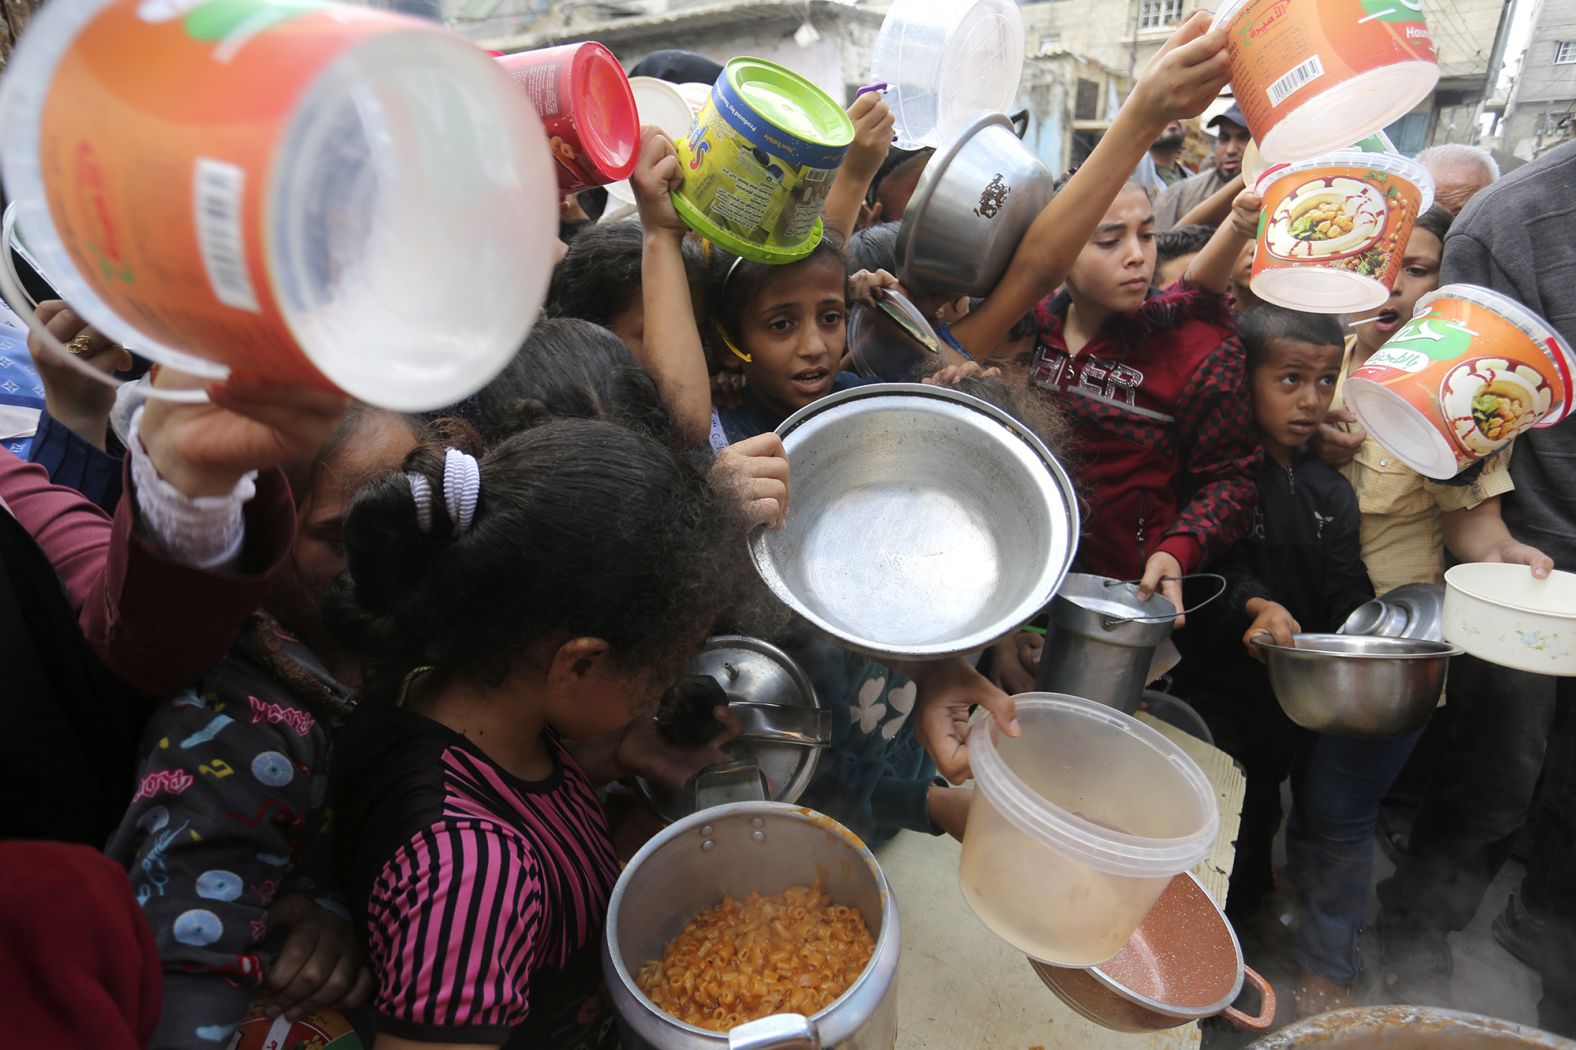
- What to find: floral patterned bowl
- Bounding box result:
[1444,563,1576,676]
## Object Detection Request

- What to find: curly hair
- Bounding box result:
[325,418,751,700]
[547,219,706,329]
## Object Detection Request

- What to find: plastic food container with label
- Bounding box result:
[1214,0,1439,163]
[496,42,640,196]
[1345,284,1576,479]
[958,693,1219,967]
[1251,150,1433,314]
[0,0,557,412]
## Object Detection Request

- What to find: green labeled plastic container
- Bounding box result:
[673,58,854,264]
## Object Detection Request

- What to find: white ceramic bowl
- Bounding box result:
[1444,563,1576,676]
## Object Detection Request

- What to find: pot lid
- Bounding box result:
[639,635,828,822]
[1050,573,1177,645]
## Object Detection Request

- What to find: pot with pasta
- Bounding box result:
[603,801,902,1049]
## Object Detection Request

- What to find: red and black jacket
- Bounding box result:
[1028,284,1261,581]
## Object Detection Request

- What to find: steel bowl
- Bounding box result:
[1246,1006,1575,1048]
[896,111,1055,297]
[1257,633,1462,738]
[1032,872,1275,1033]
[749,383,1079,661]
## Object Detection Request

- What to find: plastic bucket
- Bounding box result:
[606,77,699,206]
[673,58,853,264]
[0,0,556,412]
[1251,151,1433,314]
[1214,0,1439,163]
[496,42,639,197]
[958,694,1219,967]
[869,0,1024,150]
[1345,285,1576,479]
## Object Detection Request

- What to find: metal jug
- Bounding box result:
[1035,573,1224,713]
[603,802,901,1050]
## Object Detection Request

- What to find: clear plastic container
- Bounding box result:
[869,0,1024,150]
[959,693,1219,967]
[0,0,557,412]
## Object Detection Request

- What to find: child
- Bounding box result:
[106,405,423,1046]
[1153,222,1213,288]
[330,420,754,1047]
[1169,304,1379,1013]
[545,219,707,355]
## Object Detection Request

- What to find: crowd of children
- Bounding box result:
[3,9,1574,1049]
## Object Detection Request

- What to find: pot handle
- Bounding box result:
[1222,964,1277,1030]
[729,1013,822,1050]
[1099,573,1228,628]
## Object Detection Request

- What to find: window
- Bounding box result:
[1075,78,1100,121]
[1556,41,1576,64]
[1139,0,1184,30]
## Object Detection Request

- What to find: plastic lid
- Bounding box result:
[1254,149,1436,215]
[967,694,1219,878]
[606,77,698,206]
[724,57,853,148]
[1416,284,1576,425]
[1343,376,1462,479]
[570,42,639,182]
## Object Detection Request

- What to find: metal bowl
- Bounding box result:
[750,383,1079,661]
[896,111,1055,297]
[1257,633,1462,738]
[1246,1006,1574,1048]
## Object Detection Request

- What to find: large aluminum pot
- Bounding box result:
[896,111,1055,297]
[1035,573,1177,713]
[1247,1006,1576,1048]
[1257,634,1461,738]
[603,802,901,1050]
[749,383,1078,661]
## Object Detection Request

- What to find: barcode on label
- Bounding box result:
[1267,55,1325,106]
[194,159,260,313]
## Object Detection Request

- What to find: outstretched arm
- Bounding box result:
[822,93,895,243]
[1182,188,1261,295]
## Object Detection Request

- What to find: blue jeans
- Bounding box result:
[1287,728,1423,986]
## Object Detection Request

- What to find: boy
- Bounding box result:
[1172,304,1387,1015]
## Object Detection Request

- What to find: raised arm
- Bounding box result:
[949,11,1232,357]
[632,128,714,446]
[1175,172,1245,228]
[822,93,896,243]
[1182,188,1261,295]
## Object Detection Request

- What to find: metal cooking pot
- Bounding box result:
[1258,634,1461,738]
[603,802,901,1050]
[750,383,1079,661]
[896,111,1055,298]
[1246,1006,1576,1048]
[1036,574,1224,713]
[1032,871,1275,1033]
[639,636,829,821]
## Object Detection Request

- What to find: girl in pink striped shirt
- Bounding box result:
[329,418,755,1049]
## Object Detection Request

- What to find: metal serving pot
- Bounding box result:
[750,383,1078,661]
[603,802,901,1050]
[1258,633,1461,737]
[896,111,1055,297]
[1032,872,1275,1033]
[1246,1006,1576,1048]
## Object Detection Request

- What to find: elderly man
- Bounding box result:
[1414,143,1499,214]
[1154,103,1251,228]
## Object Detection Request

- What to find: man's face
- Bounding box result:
[1213,121,1251,179]
[1153,119,1187,151]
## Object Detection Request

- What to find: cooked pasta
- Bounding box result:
[636,882,875,1031]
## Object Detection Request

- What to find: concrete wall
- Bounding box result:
[1516,5,1576,104]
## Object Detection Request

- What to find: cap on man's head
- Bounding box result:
[1207,103,1249,134]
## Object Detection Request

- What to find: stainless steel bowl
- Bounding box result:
[1257,633,1462,738]
[750,383,1079,661]
[896,112,1055,298]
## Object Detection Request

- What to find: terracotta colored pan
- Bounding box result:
[1032,871,1276,1033]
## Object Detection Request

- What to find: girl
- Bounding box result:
[329,419,752,1048]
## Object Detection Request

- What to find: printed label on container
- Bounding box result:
[1253,164,1423,291]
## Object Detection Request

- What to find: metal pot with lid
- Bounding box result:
[640,636,831,820]
[603,802,902,1050]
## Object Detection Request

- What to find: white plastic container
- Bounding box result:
[869,0,1024,150]
[959,693,1219,967]
[1444,564,1576,677]
[606,77,698,207]
[0,0,557,412]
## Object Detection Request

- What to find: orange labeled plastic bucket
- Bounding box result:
[1215,0,1439,163]
[0,0,557,411]
[1345,285,1576,479]
[1251,151,1433,315]
[496,42,640,196]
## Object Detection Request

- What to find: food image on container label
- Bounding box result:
[1263,176,1387,262]
[1216,0,1438,162]
[1345,286,1575,478]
